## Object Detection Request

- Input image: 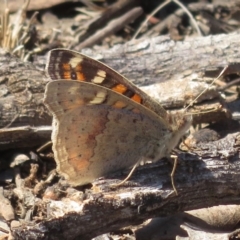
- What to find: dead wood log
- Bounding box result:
[81,32,240,88]
[11,131,240,239]
[0,49,51,150]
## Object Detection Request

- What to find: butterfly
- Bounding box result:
[43,48,192,187]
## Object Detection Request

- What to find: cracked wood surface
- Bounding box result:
[12,132,240,239]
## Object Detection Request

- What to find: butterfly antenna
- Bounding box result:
[184,65,228,113]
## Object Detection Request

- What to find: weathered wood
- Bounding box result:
[82,32,240,88]
[0,49,51,150]
[11,132,240,239]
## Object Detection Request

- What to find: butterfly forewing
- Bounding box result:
[46,48,168,120]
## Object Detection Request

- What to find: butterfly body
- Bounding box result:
[44,49,191,186]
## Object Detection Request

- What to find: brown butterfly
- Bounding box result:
[44,49,191,187]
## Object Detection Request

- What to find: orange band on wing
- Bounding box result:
[74,64,86,81]
[131,94,141,103]
[76,72,86,81]
[111,84,127,94]
[63,72,72,79]
[62,63,71,70]
[113,100,127,109]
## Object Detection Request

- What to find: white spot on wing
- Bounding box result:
[69,57,83,68]
[89,91,106,104]
[92,70,106,84]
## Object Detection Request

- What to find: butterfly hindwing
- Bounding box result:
[44,80,173,185]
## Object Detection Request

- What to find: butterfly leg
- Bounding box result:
[181,139,191,150]
[110,162,139,187]
[170,154,178,196]
[37,141,52,153]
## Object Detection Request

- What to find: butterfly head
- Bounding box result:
[166,112,192,153]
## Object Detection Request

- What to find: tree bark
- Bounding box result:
[11,131,240,239]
